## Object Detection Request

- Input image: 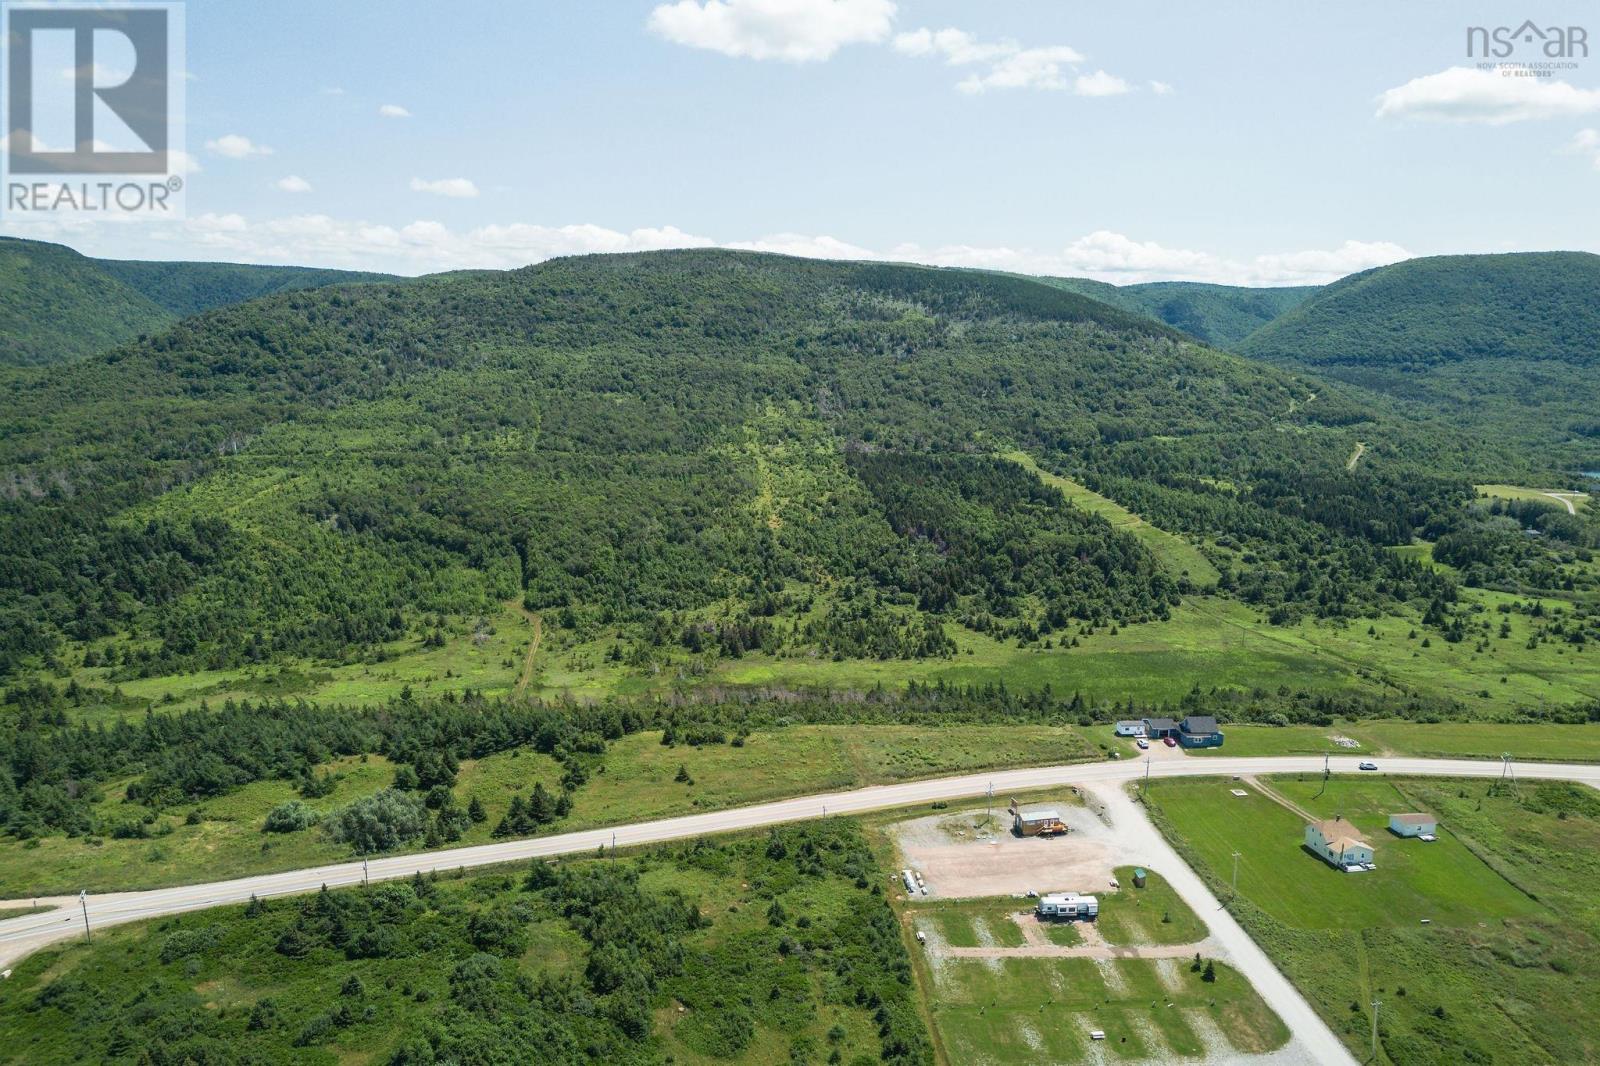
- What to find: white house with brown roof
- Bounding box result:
[1305,817,1374,868]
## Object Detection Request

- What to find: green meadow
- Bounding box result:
[1145,775,1600,1064]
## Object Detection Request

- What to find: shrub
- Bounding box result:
[325,790,429,854]
[263,801,319,834]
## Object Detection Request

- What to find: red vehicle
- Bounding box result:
[1162,736,1177,747]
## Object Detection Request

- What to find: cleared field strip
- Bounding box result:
[1004,449,1221,585]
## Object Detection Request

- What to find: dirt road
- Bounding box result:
[512,606,542,698]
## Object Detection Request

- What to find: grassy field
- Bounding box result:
[1145,777,1541,929]
[1355,721,1600,762]
[0,725,1096,897]
[1003,450,1221,585]
[55,569,1600,721]
[1145,774,1600,1064]
[1185,720,1600,762]
[1477,483,1591,511]
[0,820,918,1065]
[1097,866,1207,946]
[909,898,1030,949]
[922,956,1285,1064]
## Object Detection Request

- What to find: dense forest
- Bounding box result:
[1037,275,1317,348]
[1236,252,1600,480]
[1,245,1595,710]
[0,249,1377,682]
[1239,252,1600,370]
[0,236,390,366]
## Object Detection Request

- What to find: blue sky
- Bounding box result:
[5,0,1598,282]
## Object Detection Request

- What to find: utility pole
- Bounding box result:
[1371,999,1380,1061]
[610,832,616,864]
[78,890,91,944]
[986,781,993,825]
[1144,754,1151,788]
[362,859,369,887]
[1231,851,1241,898]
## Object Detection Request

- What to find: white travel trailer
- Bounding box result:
[1036,892,1099,920]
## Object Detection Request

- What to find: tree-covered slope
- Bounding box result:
[0,238,172,367]
[1238,252,1600,368]
[1236,252,1600,478]
[1037,276,1317,348]
[0,236,395,366]
[3,248,1433,681]
[98,257,394,317]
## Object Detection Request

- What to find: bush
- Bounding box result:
[263,801,319,834]
[324,790,430,855]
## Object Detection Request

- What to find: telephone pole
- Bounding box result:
[362,859,369,887]
[1231,851,1241,898]
[78,890,91,944]
[985,782,994,826]
[1371,999,1380,1061]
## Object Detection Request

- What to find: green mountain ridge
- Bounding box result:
[3,248,1420,682]
[0,238,172,367]
[1236,252,1600,478]
[1036,276,1319,348]
[1238,251,1600,368]
[0,236,395,367]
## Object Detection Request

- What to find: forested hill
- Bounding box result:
[0,238,171,366]
[1234,252,1600,476]
[1035,276,1318,348]
[0,236,393,366]
[1,248,1428,680]
[98,257,394,317]
[1238,252,1600,368]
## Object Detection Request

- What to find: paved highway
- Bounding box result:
[3,754,1596,1062]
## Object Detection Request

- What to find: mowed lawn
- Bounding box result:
[1187,721,1600,763]
[1144,777,1543,930]
[1097,867,1207,946]
[927,957,1286,1063]
[1148,775,1600,1064]
[1356,721,1600,763]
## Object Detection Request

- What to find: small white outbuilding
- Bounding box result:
[1388,812,1437,838]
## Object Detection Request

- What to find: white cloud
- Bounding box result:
[410,177,480,198]
[895,25,1137,96]
[275,175,313,193]
[1249,240,1412,284]
[321,87,346,96]
[727,232,880,259]
[684,228,1410,286]
[892,27,1021,65]
[378,103,412,118]
[1563,127,1600,170]
[1074,70,1131,97]
[1149,80,1173,95]
[206,134,272,158]
[1376,67,1600,125]
[169,150,203,175]
[0,210,1411,287]
[160,214,715,273]
[647,0,894,62]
